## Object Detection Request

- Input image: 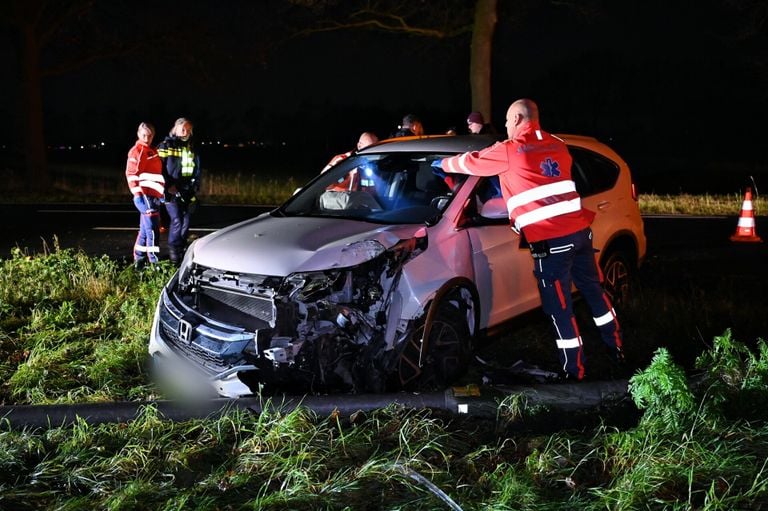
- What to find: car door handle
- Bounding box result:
[597,201,611,210]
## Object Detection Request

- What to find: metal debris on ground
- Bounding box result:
[476,356,562,384]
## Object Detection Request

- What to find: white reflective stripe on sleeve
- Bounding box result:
[594,309,616,326]
[556,337,581,349]
[507,180,577,211]
[514,198,582,229]
[446,153,473,174]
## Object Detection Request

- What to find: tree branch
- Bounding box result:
[291,1,472,39]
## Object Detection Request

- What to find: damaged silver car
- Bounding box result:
[149,134,646,397]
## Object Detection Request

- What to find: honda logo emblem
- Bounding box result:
[178,319,193,344]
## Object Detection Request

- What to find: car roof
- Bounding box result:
[357,133,603,156]
[357,134,501,154]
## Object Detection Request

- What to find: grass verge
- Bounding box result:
[1,332,768,509]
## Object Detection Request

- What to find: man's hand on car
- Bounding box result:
[431,159,446,179]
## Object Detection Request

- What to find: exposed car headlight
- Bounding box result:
[283,270,346,302]
[177,240,198,284]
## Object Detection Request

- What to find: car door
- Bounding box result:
[463,177,541,329]
[568,145,622,253]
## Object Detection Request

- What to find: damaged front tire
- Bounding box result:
[396,296,473,391]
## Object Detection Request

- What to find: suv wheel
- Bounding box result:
[601,250,632,307]
[396,297,473,391]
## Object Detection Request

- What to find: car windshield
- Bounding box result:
[279,153,467,224]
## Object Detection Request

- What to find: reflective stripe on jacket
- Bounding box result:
[158,136,201,193]
[126,142,165,198]
[441,121,593,242]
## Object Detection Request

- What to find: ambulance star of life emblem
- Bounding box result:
[540,158,561,177]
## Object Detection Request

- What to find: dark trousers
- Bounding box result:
[531,228,623,379]
[165,199,195,260]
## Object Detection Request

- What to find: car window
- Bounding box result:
[462,176,508,227]
[280,153,467,224]
[569,146,620,197]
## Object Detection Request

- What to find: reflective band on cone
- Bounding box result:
[731,188,762,243]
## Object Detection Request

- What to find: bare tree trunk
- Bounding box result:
[470,0,497,125]
[20,21,50,190]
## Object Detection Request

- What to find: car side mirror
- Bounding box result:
[479,197,507,219]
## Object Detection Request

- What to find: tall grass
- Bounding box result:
[0,245,170,404]
[2,332,768,509]
[640,192,765,216]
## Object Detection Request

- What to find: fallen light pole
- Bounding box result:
[0,380,631,430]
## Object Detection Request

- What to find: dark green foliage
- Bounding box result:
[628,347,695,433]
[0,246,170,404]
[696,329,768,422]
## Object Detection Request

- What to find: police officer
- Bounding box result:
[391,114,424,138]
[158,117,201,265]
[434,99,624,380]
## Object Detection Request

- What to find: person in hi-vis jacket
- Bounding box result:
[157,117,201,265]
[125,122,165,269]
[434,99,624,380]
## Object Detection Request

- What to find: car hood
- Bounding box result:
[191,214,426,275]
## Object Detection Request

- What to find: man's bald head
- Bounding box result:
[357,132,378,150]
[505,98,539,139]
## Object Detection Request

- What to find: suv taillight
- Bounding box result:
[631,182,638,201]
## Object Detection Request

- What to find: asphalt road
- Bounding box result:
[0,203,274,261]
[1,202,766,261]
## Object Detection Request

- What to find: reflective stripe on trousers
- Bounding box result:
[532,228,622,379]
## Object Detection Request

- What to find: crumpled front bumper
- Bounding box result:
[148,288,257,398]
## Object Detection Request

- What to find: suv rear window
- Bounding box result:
[570,146,620,197]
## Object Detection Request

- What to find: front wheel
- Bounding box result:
[395,297,473,391]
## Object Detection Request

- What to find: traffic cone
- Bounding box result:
[730,188,762,243]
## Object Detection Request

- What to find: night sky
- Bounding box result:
[2,1,767,193]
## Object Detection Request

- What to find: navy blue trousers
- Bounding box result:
[531,228,623,379]
[165,199,196,259]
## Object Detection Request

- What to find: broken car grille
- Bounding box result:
[160,320,229,372]
[199,285,275,325]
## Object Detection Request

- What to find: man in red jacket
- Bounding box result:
[435,99,623,380]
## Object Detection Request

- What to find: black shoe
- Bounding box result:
[554,371,585,383]
[614,347,626,365]
[133,259,146,271]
